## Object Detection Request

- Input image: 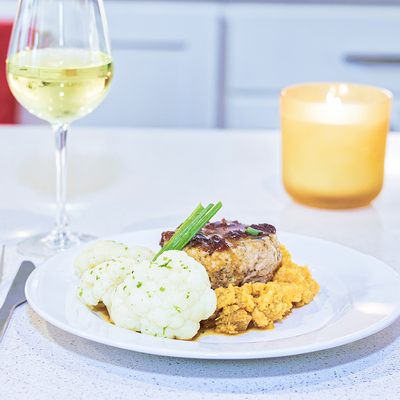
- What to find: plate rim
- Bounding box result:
[25,230,400,359]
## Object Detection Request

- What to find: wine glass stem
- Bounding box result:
[53,123,69,236]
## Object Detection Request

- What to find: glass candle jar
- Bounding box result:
[280,83,392,209]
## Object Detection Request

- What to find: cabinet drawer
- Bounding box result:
[227,5,400,91]
[81,46,214,127]
[80,2,219,128]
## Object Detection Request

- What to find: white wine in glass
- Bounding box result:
[6,0,113,256]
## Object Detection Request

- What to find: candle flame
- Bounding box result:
[325,87,343,106]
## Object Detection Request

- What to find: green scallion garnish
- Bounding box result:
[245,226,263,236]
[153,201,222,260]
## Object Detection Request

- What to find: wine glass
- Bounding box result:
[6,0,113,256]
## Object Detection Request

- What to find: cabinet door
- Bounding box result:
[226,95,279,129]
[225,5,400,129]
[0,1,16,18]
[79,2,219,128]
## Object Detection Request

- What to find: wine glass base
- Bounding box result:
[17,231,97,258]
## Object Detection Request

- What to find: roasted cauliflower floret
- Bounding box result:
[109,250,217,340]
[74,240,154,277]
[77,257,138,308]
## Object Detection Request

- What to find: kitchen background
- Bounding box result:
[1,0,400,129]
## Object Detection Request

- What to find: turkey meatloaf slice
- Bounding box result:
[160,219,282,289]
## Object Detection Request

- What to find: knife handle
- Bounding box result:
[0,303,16,342]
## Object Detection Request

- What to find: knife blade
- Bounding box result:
[0,261,35,341]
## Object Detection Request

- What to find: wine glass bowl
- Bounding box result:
[6,0,113,256]
[7,49,113,124]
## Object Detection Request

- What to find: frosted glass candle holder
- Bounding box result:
[280,83,392,209]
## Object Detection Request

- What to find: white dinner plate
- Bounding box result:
[25,229,400,359]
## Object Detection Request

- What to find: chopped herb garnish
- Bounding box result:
[79,288,83,297]
[123,285,127,291]
[162,326,168,336]
[174,305,182,313]
[186,291,190,299]
[146,291,152,298]
[160,287,166,292]
[136,281,143,288]
[96,276,100,280]
[245,226,263,236]
[158,260,173,269]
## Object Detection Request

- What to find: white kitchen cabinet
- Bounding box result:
[3,1,400,129]
[226,95,280,129]
[0,0,15,18]
[1,1,221,128]
[225,5,400,129]
[79,2,221,128]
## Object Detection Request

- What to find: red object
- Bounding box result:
[0,21,17,124]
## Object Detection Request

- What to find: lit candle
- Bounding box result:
[280,83,392,209]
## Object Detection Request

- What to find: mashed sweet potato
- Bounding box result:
[206,245,320,334]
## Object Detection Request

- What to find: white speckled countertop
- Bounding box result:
[1,126,400,399]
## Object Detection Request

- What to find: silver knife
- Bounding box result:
[0,261,36,341]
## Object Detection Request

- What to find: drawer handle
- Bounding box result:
[112,39,186,51]
[344,54,400,65]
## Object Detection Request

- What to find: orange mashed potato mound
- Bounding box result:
[210,245,320,334]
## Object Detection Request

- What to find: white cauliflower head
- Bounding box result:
[78,257,138,308]
[74,240,154,277]
[109,250,216,340]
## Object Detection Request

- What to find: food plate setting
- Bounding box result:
[25,219,400,359]
[3,0,400,397]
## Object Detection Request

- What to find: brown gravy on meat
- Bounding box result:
[160,219,276,255]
